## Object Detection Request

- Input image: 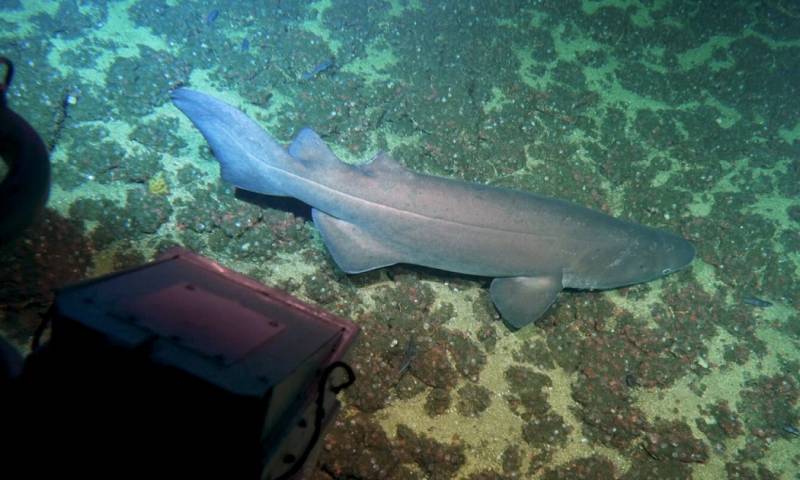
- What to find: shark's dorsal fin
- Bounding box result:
[288,127,340,165]
[359,151,408,177]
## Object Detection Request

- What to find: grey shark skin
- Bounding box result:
[172,88,695,329]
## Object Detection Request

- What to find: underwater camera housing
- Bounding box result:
[6,248,358,479]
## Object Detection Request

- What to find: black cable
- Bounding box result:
[274,360,355,480]
[31,315,51,352]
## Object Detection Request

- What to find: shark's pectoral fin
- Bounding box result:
[490,274,562,329]
[312,208,401,274]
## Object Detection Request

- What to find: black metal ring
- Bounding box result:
[0,57,14,107]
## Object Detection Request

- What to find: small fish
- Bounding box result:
[240,38,250,52]
[743,296,772,308]
[302,58,334,80]
[206,9,219,25]
[398,336,417,376]
[784,424,800,437]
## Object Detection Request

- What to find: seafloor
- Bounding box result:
[1,0,799,479]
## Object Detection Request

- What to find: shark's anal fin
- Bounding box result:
[490,274,562,329]
[312,208,401,274]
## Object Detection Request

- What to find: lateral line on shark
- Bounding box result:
[221,123,603,243]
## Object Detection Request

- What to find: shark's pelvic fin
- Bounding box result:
[312,208,402,273]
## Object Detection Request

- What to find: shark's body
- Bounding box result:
[172,88,695,329]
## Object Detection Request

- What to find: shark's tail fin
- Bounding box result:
[171,88,291,196]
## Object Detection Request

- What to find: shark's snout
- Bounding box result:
[659,233,695,275]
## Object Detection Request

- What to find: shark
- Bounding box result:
[172,88,695,329]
